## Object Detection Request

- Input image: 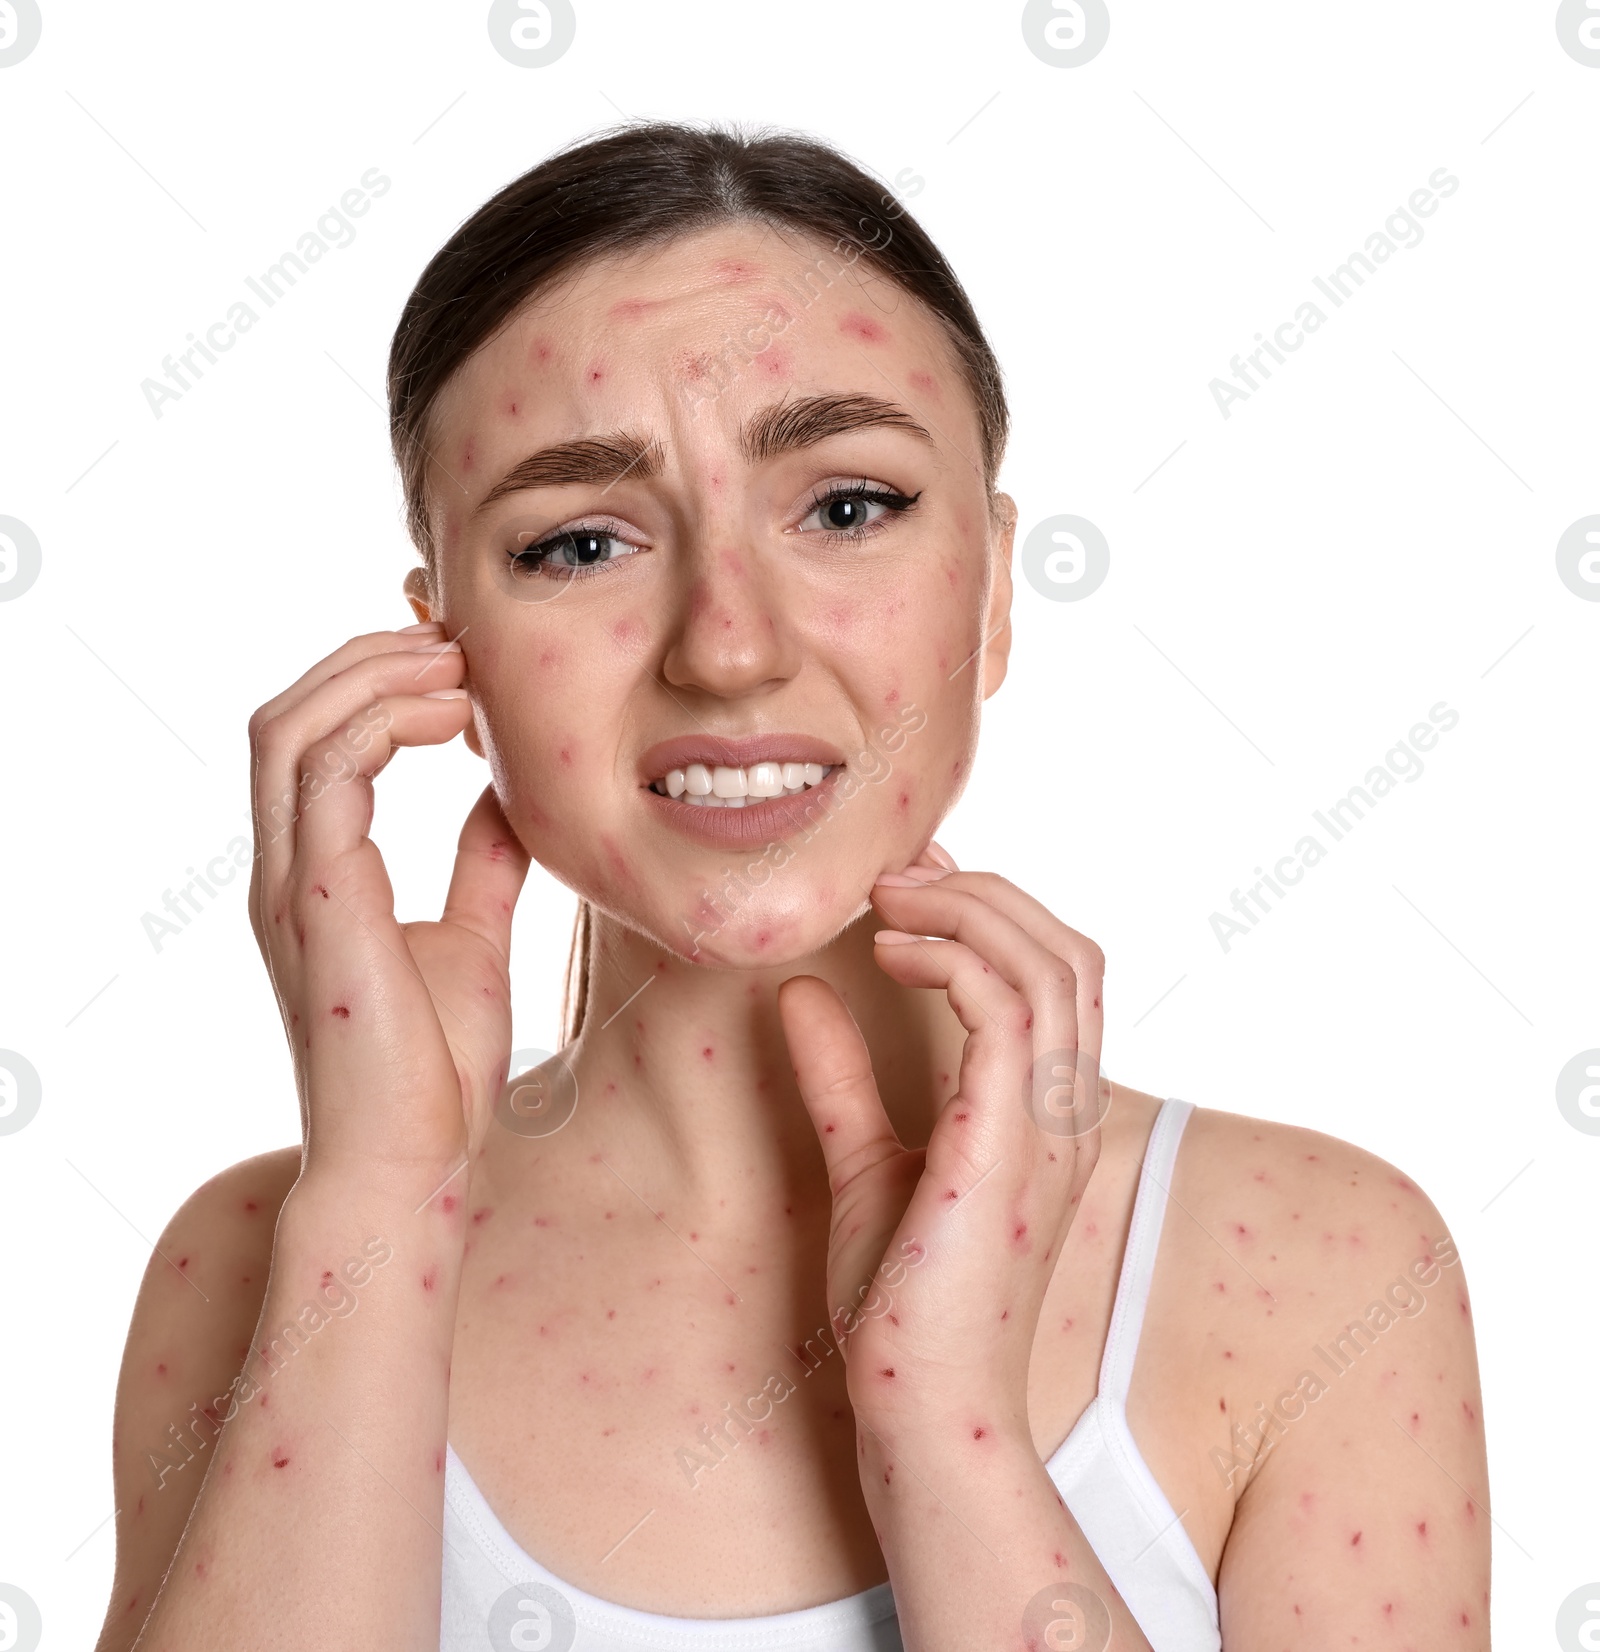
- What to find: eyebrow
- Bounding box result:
[471,434,664,519]
[740,393,936,464]
[469,393,935,520]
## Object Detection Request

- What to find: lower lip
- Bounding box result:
[642,769,846,848]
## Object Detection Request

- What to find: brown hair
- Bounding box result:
[386,121,1010,1042]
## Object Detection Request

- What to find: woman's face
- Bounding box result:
[412,221,1014,967]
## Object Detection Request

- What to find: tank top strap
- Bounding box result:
[1097,1096,1195,1406]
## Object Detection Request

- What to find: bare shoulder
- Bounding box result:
[1164,1116,1489,1638]
[96,1146,301,1651]
[1173,1103,1464,1307]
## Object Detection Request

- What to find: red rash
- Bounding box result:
[272,1451,290,1468]
[908,369,940,400]
[838,310,889,343]
[331,1006,350,1019]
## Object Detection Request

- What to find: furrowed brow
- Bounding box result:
[471,433,664,519]
[740,394,936,464]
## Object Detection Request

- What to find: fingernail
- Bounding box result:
[409,640,462,653]
[926,839,959,872]
[900,864,951,883]
[423,688,469,699]
[399,621,442,634]
[873,930,919,945]
[874,872,923,887]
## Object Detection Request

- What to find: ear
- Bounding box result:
[401,565,485,759]
[402,564,433,623]
[981,492,1017,701]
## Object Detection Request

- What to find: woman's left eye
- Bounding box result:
[800,484,921,537]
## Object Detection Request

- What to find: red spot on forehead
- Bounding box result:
[587,365,605,383]
[759,347,792,377]
[609,296,660,320]
[908,369,940,400]
[331,1005,350,1019]
[839,311,888,343]
[460,438,476,471]
[718,547,746,577]
[530,337,553,363]
[713,258,760,282]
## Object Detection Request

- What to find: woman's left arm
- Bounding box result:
[1211,1167,1492,1646]
[779,862,1151,1652]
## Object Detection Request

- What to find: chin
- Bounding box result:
[675,895,873,970]
[585,868,873,971]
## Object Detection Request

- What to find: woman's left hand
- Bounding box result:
[777,846,1107,1445]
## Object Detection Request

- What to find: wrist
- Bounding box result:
[851,1389,1034,1463]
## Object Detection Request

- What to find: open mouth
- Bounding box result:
[648,762,835,808]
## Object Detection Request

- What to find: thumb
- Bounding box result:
[777,975,902,1193]
[440,784,533,956]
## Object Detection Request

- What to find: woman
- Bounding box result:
[97,123,1489,1651]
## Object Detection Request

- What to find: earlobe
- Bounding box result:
[402,565,434,624]
[982,493,1017,700]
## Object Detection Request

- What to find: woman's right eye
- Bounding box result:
[509,528,642,578]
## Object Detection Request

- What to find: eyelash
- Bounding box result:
[802,479,923,543]
[506,524,636,582]
[504,480,922,581]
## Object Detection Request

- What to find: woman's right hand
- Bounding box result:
[245,621,531,1188]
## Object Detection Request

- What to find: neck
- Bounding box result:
[561,906,965,1219]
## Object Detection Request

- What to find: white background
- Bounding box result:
[1,2,1596,1645]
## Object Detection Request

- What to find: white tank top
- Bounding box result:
[440,1097,1219,1650]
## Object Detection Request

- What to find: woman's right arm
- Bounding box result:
[96,622,531,1651]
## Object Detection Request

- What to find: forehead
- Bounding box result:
[429,221,967,438]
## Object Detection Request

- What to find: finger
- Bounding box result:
[249,622,445,734]
[439,786,533,959]
[925,838,959,872]
[870,881,1086,1066]
[881,871,1105,1101]
[870,934,1033,1142]
[777,975,903,1194]
[290,692,473,869]
[253,645,465,874]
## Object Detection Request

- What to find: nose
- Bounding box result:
[659,532,801,701]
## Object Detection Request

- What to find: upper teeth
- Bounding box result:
[652,761,832,806]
